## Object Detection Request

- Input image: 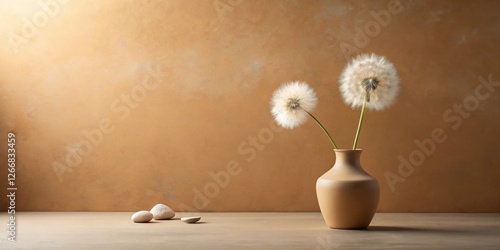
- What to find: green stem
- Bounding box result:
[353,94,367,150]
[301,108,338,150]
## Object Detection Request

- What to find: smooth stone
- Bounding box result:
[181,216,201,223]
[131,211,153,223]
[150,204,175,220]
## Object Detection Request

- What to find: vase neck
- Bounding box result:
[334,149,362,170]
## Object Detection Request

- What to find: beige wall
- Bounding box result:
[0,0,499,212]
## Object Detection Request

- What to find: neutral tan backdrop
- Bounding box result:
[0,0,499,212]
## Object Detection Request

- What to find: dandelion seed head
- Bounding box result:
[339,53,399,111]
[270,81,318,129]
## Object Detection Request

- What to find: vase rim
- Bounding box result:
[334,149,363,152]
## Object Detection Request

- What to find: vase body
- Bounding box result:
[316,149,379,229]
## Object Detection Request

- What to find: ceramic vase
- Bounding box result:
[316,149,379,229]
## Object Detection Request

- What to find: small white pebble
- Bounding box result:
[181,216,201,223]
[150,204,175,220]
[131,211,153,223]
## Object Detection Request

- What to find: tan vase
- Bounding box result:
[316,149,379,229]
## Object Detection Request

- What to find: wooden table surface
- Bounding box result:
[0,212,499,249]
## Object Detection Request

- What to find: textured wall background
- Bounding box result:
[0,0,499,212]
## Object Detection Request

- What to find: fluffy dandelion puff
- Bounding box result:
[270,81,318,129]
[339,53,399,111]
